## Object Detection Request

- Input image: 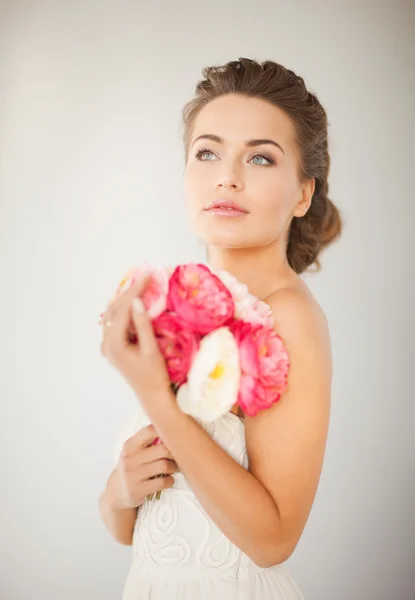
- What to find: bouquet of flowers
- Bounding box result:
[102,263,290,498]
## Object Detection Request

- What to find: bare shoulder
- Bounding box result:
[265,283,332,370]
[258,281,333,422]
[244,282,333,559]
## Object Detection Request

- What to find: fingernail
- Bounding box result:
[133,297,145,314]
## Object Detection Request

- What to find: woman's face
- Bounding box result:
[184,94,313,249]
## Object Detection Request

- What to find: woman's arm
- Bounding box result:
[140,288,332,568]
[99,469,138,545]
[99,423,179,545]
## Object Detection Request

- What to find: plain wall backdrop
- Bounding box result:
[1,1,414,599]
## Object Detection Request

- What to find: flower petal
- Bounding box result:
[178,327,240,422]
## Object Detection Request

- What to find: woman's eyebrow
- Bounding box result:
[191,134,285,155]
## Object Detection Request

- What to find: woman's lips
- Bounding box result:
[207,207,248,217]
[205,199,249,218]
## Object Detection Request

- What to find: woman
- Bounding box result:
[99,57,342,599]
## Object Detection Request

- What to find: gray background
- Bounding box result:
[1,0,414,598]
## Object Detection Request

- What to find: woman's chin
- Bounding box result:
[199,231,254,249]
[193,219,265,249]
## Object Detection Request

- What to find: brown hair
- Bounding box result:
[182,57,343,274]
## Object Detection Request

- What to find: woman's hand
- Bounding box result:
[107,424,179,509]
[100,277,171,401]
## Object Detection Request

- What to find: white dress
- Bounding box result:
[114,410,305,600]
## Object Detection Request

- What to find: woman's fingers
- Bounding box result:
[139,475,175,497]
[142,443,175,464]
[122,424,160,454]
[100,275,150,325]
[122,425,173,457]
[140,459,178,481]
[131,297,158,355]
[100,292,127,325]
[123,446,176,473]
[120,435,178,477]
[101,277,151,355]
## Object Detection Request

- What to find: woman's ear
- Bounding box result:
[292,178,315,218]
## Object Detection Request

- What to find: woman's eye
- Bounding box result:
[249,154,273,166]
[195,149,274,165]
[196,149,216,161]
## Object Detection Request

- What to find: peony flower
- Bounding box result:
[99,264,172,344]
[113,264,171,319]
[231,320,290,417]
[167,264,235,335]
[176,327,240,422]
[215,269,274,328]
[152,311,200,386]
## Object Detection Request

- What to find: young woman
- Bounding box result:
[99,57,342,599]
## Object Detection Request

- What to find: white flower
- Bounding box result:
[215,269,274,327]
[176,327,240,422]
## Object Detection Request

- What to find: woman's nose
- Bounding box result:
[215,174,244,192]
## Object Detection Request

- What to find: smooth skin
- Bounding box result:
[99,422,178,545]
[99,94,332,566]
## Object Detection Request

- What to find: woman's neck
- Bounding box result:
[206,242,296,300]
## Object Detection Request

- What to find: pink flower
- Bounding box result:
[167,264,235,335]
[231,320,290,417]
[153,311,200,386]
[113,264,171,319]
[250,298,275,328]
[215,270,274,327]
